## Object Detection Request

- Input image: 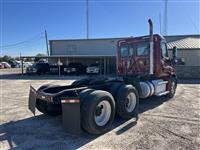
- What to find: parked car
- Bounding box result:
[15,61,21,67]
[49,64,64,74]
[26,62,50,75]
[1,62,11,68]
[86,63,100,74]
[8,60,20,68]
[23,62,32,68]
[37,59,48,63]
[16,61,32,68]
[0,63,4,69]
[63,63,86,74]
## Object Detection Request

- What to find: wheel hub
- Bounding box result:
[95,105,103,116]
[125,98,130,108]
[94,100,111,126]
[125,92,136,113]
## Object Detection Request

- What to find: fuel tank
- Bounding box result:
[139,79,168,98]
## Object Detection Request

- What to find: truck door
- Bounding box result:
[134,42,150,74]
[160,41,174,76]
[118,44,134,75]
[118,42,150,76]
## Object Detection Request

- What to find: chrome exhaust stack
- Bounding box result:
[148,19,154,75]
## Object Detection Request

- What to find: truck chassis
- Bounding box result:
[29,76,176,135]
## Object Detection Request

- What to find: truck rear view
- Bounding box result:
[28,19,177,135]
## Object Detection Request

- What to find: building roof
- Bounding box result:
[164,34,200,42]
[167,37,200,50]
[49,34,200,42]
[49,37,126,42]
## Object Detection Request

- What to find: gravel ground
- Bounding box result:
[0,69,200,150]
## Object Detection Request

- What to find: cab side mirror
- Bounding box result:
[172,46,177,59]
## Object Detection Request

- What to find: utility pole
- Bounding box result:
[163,0,168,35]
[45,30,49,56]
[86,0,89,39]
[20,52,24,75]
[159,12,162,35]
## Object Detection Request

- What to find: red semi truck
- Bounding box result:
[28,19,177,135]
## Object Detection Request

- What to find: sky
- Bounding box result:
[0,0,199,56]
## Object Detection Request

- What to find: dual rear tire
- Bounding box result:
[80,84,139,134]
[81,90,115,134]
[36,83,139,134]
[116,85,139,119]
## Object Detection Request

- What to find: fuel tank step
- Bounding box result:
[157,91,169,96]
[158,81,168,85]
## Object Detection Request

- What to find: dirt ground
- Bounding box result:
[0,69,200,150]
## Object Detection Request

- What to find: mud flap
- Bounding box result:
[28,86,37,116]
[61,99,81,135]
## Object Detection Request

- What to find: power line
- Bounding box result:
[2,36,45,50]
[0,32,44,48]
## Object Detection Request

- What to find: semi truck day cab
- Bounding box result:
[28,19,178,135]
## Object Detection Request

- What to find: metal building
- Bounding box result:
[49,38,125,74]
[167,36,200,78]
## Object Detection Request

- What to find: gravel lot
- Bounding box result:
[0,69,200,150]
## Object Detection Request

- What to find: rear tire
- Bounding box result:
[79,88,94,104]
[109,82,124,100]
[116,85,139,120]
[37,84,52,91]
[88,78,106,85]
[81,90,115,134]
[71,78,91,86]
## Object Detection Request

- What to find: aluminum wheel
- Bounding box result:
[125,92,136,113]
[95,100,111,126]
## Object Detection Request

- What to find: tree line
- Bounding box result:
[0,53,46,62]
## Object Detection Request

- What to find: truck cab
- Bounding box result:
[117,34,176,78]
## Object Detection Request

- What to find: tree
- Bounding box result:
[36,53,46,57]
[1,55,12,62]
[25,57,33,62]
[34,53,46,62]
[15,57,20,61]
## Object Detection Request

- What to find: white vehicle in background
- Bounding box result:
[1,62,11,68]
[17,61,32,68]
[86,63,100,74]
[8,60,19,68]
[15,60,21,66]
[15,61,23,67]
[23,62,32,68]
